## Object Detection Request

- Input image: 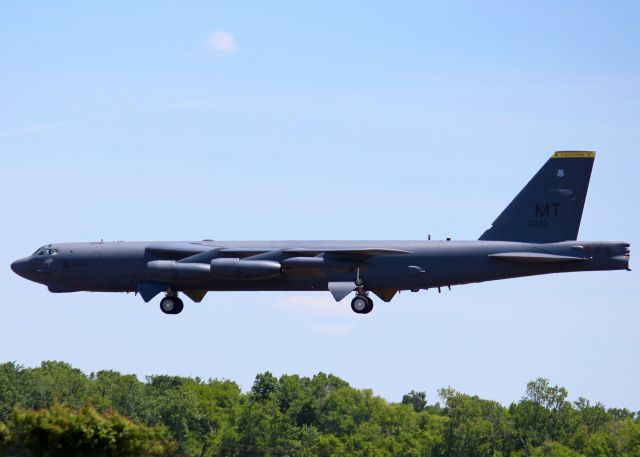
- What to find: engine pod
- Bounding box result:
[210,258,281,278]
[147,260,210,281]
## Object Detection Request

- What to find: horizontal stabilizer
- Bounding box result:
[489,252,589,263]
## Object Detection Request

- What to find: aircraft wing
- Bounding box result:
[214,247,413,259]
[147,243,412,260]
[146,242,213,259]
[284,248,412,257]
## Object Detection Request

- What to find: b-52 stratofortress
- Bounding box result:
[11,152,630,315]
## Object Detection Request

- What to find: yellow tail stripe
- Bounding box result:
[552,151,596,159]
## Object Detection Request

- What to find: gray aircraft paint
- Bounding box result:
[10,152,631,314]
[480,151,595,243]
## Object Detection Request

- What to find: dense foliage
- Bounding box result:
[0,361,638,456]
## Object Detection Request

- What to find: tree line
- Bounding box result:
[0,361,638,456]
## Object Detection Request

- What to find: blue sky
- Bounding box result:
[1,1,639,409]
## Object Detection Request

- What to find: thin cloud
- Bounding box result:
[276,295,352,317]
[204,31,238,55]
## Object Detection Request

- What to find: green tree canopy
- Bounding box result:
[8,404,175,457]
[1,362,639,457]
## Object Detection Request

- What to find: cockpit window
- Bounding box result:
[32,247,58,256]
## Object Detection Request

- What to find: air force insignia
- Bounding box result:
[557,169,565,178]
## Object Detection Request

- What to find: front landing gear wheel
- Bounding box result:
[160,296,184,314]
[351,295,373,314]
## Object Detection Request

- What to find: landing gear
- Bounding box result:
[354,268,364,286]
[350,269,374,314]
[351,294,373,314]
[160,295,184,315]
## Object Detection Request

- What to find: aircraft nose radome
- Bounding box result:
[10,258,29,278]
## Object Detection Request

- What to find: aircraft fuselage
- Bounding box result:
[11,239,630,295]
[10,152,632,315]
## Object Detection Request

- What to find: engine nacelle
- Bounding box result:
[147,258,282,281]
[210,258,281,278]
[147,260,210,281]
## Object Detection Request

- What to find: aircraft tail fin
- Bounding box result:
[479,151,595,243]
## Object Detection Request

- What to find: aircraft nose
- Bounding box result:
[10,258,30,278]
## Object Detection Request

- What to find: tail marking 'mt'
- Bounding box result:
[479,151,595,243]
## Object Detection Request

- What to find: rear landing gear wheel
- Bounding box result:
[351,296,367,313]
[363,296,374,314]
[351,295,373,314]
[160,296,184,314]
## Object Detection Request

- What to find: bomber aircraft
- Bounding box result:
[11,151,630,315]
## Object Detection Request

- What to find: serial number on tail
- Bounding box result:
[528,219,549,228]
